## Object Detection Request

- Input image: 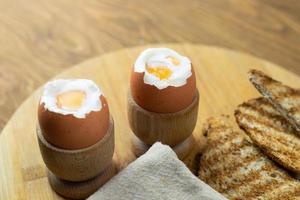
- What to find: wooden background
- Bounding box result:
[0,0,300,131]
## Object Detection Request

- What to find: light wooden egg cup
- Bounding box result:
[37,117,115,199]
[128,90,199,159]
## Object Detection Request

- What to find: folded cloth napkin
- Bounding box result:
[88,142,227,200]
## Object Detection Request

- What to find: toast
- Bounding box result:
[235,97,300,174]
[199,116,300,200]
[249,69,300,134]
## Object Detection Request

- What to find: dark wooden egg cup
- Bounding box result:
[37,117,115,199]
[128,90,199,159]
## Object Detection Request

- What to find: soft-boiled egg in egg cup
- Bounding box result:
[38,79,109,150]
[128,48,199,158]
[131,48,197,113]
[37,79,115,197]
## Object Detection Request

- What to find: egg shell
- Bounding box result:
[130,65,197,113]
[38,95,109,150]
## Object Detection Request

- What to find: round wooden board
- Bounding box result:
[1,43,300,200]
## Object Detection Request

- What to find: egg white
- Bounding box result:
[134,48,192,89]
[40,79,103,118]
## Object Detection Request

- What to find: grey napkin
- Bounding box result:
[88,142,227,200]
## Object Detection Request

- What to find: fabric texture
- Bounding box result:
[88,142,227,200]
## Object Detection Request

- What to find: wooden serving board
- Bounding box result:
[1,43,300,200]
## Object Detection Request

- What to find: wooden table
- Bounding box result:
[0,0,300,131]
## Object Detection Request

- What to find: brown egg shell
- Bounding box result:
[130,65,197,113]
[38,95,109,150]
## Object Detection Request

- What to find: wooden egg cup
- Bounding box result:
[128,90,199,159]
[37,117,115,199]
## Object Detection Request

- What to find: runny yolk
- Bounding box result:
[166,56,180,66]
[146,66,172,80]
[57,90,86,110]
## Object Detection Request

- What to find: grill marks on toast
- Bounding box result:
[231,163,293,200]
[236,101,295,133]
[200,141,260,184]
[235,98,300,174]
[249,69,300,134]
[260,182,300,200]
[199,117,300,200]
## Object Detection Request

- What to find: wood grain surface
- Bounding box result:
[0,0,300,130]
[1,44,300,200]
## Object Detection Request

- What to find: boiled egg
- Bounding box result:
[131,48,196,113]
[38,79,109,150]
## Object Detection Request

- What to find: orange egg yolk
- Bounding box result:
[146,66,172,80]
[166,56,180,66]
[56,90,86,110]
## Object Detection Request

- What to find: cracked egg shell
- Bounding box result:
[38,95,109,150]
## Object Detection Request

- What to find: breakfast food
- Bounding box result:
[199,117,300,200]
[128,48,199,158]
[131,48,196,113]
[37,79,115,199]
[235,97,300,174]
[38,79,109,150]
[249,69,300,134]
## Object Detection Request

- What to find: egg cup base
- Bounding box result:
[131,133,195,160]
[47,162,116,199]
[128,89,199,147]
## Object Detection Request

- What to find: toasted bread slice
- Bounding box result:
[249,69,300,134]
[199,117,300,200]
[235,97,300,174]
